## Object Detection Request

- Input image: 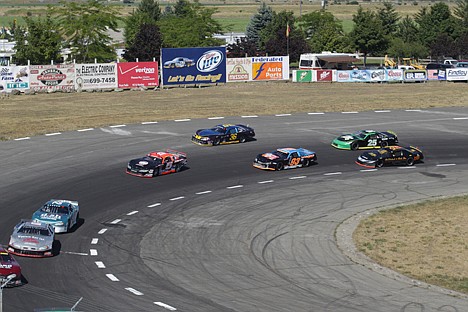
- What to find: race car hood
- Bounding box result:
[359,151,379,161]
[196,129,222,137]
[334,134,357,142]
[32,211,67,223]
[11,234,50,247]
[0,261,21,276]
[260,153,280,160]
[128,157,159,168]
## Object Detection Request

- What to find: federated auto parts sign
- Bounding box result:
[161,47,226,86]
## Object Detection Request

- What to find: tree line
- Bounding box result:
[4,0,468,65]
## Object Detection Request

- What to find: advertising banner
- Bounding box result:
[226,58,252,82]
[427,69,439,80]
[251,56,289,81]
[117,61,159,88]
[316,70,333,82]
[293,70,314,82]
[369,69,386,82]
[446,68,468,81]
[386,69,404,81]
[404,70,427,81]
[336,70,351,82]
[161,47,226,86]
[0,65,29,92]
[75,63,117,90]
[437,70,447,81]
[29,64,75,91]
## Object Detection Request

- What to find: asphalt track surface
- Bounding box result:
[1,107,468,312]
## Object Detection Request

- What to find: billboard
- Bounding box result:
[404,70,427,81]
[386,69,404,81]
[0,65,29,92]
[161,47,226,86]
[251,56,289,81]
[293,70,314,82]
[117,61,159,88]
[226,58,252,82]
[29,64,75,91]
[75,63,117,90]
[446,68,468,81]
[316,70,333,82]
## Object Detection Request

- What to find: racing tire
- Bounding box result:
[276,163,284,171]
[406,157,415,166]
[381,141,388,148]
[175,164,181,173]
[153,167,162,177]
[212,138,221,146]
[376,159,384,168]
[303,159,310,167]
[350,142,359,150]
[239,136,246,143]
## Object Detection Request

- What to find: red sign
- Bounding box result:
[117,62,159,88]
[316,70,333,82]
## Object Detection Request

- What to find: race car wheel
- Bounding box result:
[153,167,162,177]
[213,138,220,146]
[350,142,359,150]
[276,163,284,171]
[381,141,388,148]
[303,159,310,167]
[406,157,415,166]
[175,164,181,173]
[239,136,246,143]
[376,159,384,168]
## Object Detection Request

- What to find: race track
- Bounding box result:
[1,107,468,312]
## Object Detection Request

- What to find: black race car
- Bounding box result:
[191,124,255,146]
[331,130,398,150]
[253,147,317,171]
[356,146,424,168]
[126,150,187,178]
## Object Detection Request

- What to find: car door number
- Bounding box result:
[230,134,237,140]
[290,158,300,166]
[367,139,377,146]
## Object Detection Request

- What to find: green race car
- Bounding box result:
[331,130,398,150]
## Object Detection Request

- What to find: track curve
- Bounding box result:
[1,107,468,311]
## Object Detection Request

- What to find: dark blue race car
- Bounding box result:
[191,124,255,146]
[253,147,317,171]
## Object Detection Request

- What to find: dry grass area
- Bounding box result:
[354,196,468,294]
[2,81,467,140]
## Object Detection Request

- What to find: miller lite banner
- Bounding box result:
[161,47,226,86]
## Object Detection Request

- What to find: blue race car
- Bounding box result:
[253,147,317,171]
[192,124,255,146]
[32,199,80,233]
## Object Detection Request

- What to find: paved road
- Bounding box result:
[1,108,467,311]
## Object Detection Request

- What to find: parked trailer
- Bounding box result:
[299,52,359,70]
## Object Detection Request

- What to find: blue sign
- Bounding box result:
[161,47,226,86]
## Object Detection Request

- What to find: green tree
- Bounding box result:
[414,2,457,48]
[395,15,420,43]
[159,1,224,48]
[124,0,161,47]
[454,0,468,27]
[123,23,162,62]
[51,0,122,63]
[377,2,400,36]
[245,3,273,48]
[349,6,389,65]
[387,38,428,59]
[430,33,457,59]
[13,15,62,65]
[226,37,262,57]
[299,10,352,53]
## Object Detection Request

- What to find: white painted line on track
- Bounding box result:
[208,116,224,120]
[106,274,119,282]
[374,110,390,113]
[453,117,468,120]
[91,238,99,245]
[405,109,422,112]
[308,112,325,115]
[60,251,88,256]
[90,249,98,256]
[169,196,185,201]
[45,132,61,136]
[342,111,359,114]
[110,219,121,224]
[154,302,177,311]
[436,163,456,167]
[95,261,106,269]
[14,137,30,141]
[258,180,274,184]
[110,125,126,128]
[196,190,212,195]
[98,228,107,234]
[125,288,144,296]
[227,185,243,189]
[141,121,158,125]
[127,210,139,216]
[398,166,417,169]
[360,169,378,172]
[77,128,94,132]
[174,119,191,122]
[148,203,161,208]
[241,115,258,118]
[289,176,307,180]
[324,172,342,176]
[275,113,291,117]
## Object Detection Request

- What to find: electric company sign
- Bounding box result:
[161,47,226,86]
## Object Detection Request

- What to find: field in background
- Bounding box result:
[0,1,450,32]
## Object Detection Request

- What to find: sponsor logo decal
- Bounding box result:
[197,50,223,72]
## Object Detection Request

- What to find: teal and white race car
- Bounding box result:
[32,199,80,233]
